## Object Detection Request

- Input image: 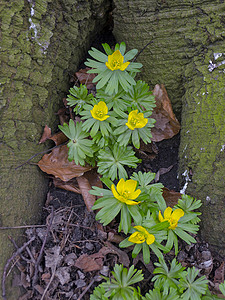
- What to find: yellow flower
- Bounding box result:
[159,207,184,230]
[105,50,130,71]
[90,101,110,121]
[128,226,155,245]
[111,178,141,205]
[126,110,148,130]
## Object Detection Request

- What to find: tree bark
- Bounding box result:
[113,0,225,254]
[0,0,110,297]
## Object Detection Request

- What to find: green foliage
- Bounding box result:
[91,264,143,300]
[58,120,94,165]
[97,143,140,180]
[152,258,185,294]
[114,111,155,149]
[85,42,142,95]
[178,268,208,299]
[142,288,180,300]
[90,286,108,300]
[121,80,156,112]
[66,84,93,114]
[90,178,142,234]
[58,42,213,300]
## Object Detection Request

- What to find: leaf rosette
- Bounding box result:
[85,42,142,95]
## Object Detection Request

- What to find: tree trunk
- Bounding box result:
[113,0,225,254]
[0,0,110,297]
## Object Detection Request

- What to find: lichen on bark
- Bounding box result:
[0,0,111,297]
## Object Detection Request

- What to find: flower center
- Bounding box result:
[136,232,145,242]
[130,117,140,126]
[112,59,121,68]
[96,110,104,117]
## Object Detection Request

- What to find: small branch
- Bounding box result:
[2,237,35,300]
[77,278,96,300]
[0,224,46,230]
[32,206,54,287]
[40,264,57,300]
[132,40,154,62]
[15,142,67,170]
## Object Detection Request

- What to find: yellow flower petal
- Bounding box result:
[164,207,173,219]
[134,226,148,234]
[119,61,130,71]
[111,184,120,200]
[128,232,145,244]
[171,208,184,221]
[117,178,125,195]
[128,189,141,200]
[126,110,148,130]
[158,211,164,222]
[124,179,137,193]
[125,121,135,130]
[91,101,109,121]
[105,50,130,71]
[146,234,155,245]
[123,199,141,205]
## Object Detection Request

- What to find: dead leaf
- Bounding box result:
[74,253,104,272]
[135,140,158,160]
[214,261,224,284]
[39,125,52,144]
[44,246,63,270]
[105,241,130,267]
[74,244,130,272]
[50,131,68,146]
[53,177,81,194]
[75,68,96,89]
[76,175,96,211]
[55,267,71,285]
[56,107,70,125]
[38,145,92,181]
[162,187,181,207]
[154,165,175,182]
[151,84,180,142]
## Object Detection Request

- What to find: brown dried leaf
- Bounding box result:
[135,140,158,160]
[105,241,130,267]
[76,175,96,211]
[83,169,103,189]
[38,145,92,181]
[53,177,81,194]
[162,187,181,207]
[75,68,96,89]
[151,84,180,142]
[154,165,175,182]
[39,125,52,144]
[56,107,70,125]
[214,261,224,284]
[74,253,104,272]
[49,131,68,146]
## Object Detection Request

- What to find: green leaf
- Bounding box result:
[143,242,150,264]
[102,43,113,55]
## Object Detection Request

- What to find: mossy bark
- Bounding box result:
[0,0,110,297]
[113,0,225,254]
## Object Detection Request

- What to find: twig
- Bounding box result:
[132,40,154,62]
[32,206,54,287]
[40,264,57,300]
[0,224,46,230]
[77,278,96,300]
[8,236,31,263]
[15,142,67,170]
[2,236,35,300]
